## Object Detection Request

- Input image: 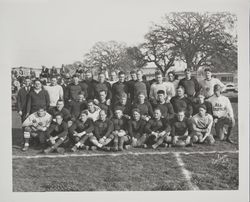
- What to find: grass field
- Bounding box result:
[12,103,239,191]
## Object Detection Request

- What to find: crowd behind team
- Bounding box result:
[13,66,236,154]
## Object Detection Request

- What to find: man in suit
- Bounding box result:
[17,76,32,122]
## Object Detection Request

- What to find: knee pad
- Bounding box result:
[24,127,32,132]
[113,137,119,143]
[87,132,94,137]
[118,130,126,137]
[192,135,199,143]
[207,135,215,145]
[165,136,172,143]
[198,135,203,142]
[75,137,80,142]
[31,132,38,138]
[24,131,30,138]
[108,134,115,139]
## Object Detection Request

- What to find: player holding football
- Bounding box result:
[22,107,52,151]
[170,110,193,147]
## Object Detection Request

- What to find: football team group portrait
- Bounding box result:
[11,6,239,192]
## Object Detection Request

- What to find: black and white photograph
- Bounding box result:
[1,0,249,201]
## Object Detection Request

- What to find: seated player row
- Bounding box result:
[21,84,235,153]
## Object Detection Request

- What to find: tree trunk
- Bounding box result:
[186,59,193,70]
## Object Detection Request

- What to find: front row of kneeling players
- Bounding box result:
[21,84,234,154]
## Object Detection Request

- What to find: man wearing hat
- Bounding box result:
[191,104,215,145]
[207,84,235,143]
[199,68,226,99]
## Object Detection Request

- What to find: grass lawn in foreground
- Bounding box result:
[12,103,239,191]
[13,154,190,192]
[181,152,238,190]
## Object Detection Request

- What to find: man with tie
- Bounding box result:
[17,76,32,122]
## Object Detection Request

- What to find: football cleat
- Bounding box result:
[91,146,97,151]
[111,147,118,152]
[71,146,78,152]
[44,147,53,154]
[102,146,111,151]
[22,145,29,152]
[226,138,235,144]
[124,145,131,150]
[118,147,124,151]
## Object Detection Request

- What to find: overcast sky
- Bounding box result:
[0,0,174,68]
[0,0,240,69]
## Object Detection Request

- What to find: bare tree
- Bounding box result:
[83,41,128,73]
[125,46,147,69]
[153,12,237,71]
[140,28,179,76]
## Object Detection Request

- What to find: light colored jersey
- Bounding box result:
[199,78,226,98]
[22,112,52,130]
[149,82,175,100]
[208,95,234,118]
[87,106,101,122]
[192,113,213,132]
[171,80,179,94]
[44,85,64,107]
